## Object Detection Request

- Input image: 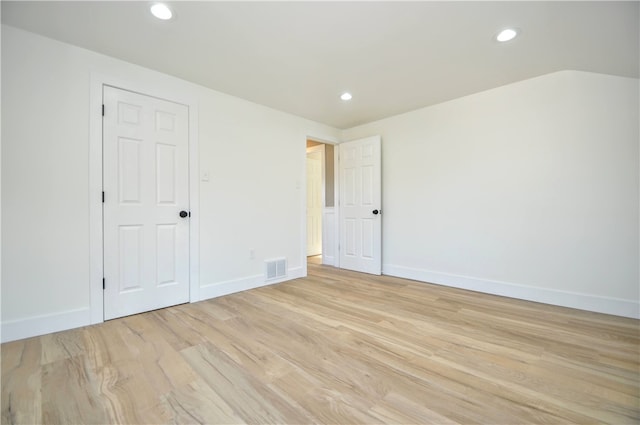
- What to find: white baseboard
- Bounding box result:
[1,267,307,342]
[383,264,640,319]
[322,255,336,266]
[7,265,631,343]
[1,307,91,343]
[199,266,304,301]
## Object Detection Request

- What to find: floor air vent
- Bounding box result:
[265,258,287,281]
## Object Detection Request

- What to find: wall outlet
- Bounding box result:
[249,249,255,260]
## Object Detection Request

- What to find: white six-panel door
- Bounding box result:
[103,86,190,320]
[339,136,382,275]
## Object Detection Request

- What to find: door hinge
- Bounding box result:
[102,278,105,290]
[102,104,105,116]
[102,191,105,203]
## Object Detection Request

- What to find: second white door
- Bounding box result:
[103,86,190,320]
[339,136,382,275]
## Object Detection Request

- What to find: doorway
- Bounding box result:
[304,135,382,275]
[307,145,323,257]
[306,139,336,266]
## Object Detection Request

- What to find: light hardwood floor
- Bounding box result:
[2,263,639,424]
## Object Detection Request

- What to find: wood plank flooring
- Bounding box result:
[2,263,639,424]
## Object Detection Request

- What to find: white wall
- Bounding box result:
[2,24,638,343]
[1,25,338,341]
[342,70,639,318]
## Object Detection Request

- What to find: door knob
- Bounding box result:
[179,210,189,218]
[372,209,379,215]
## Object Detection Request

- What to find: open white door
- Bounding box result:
[339,136,382,275]
[103,86,190,320]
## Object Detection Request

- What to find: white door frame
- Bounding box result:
[89,73,199,324]
[302,135,383,276]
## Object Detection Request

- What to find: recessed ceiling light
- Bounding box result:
[151,3,173,20]
[496,28,518,42]
[340,92,352,101]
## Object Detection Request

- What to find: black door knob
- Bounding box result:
[179,210,189,218]
[372,209,379,215]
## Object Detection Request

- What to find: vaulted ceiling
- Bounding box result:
[2,1,638,128]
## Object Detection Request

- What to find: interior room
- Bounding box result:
[1,1,638,423]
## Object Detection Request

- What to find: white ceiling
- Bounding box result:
[2,1,638,129]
